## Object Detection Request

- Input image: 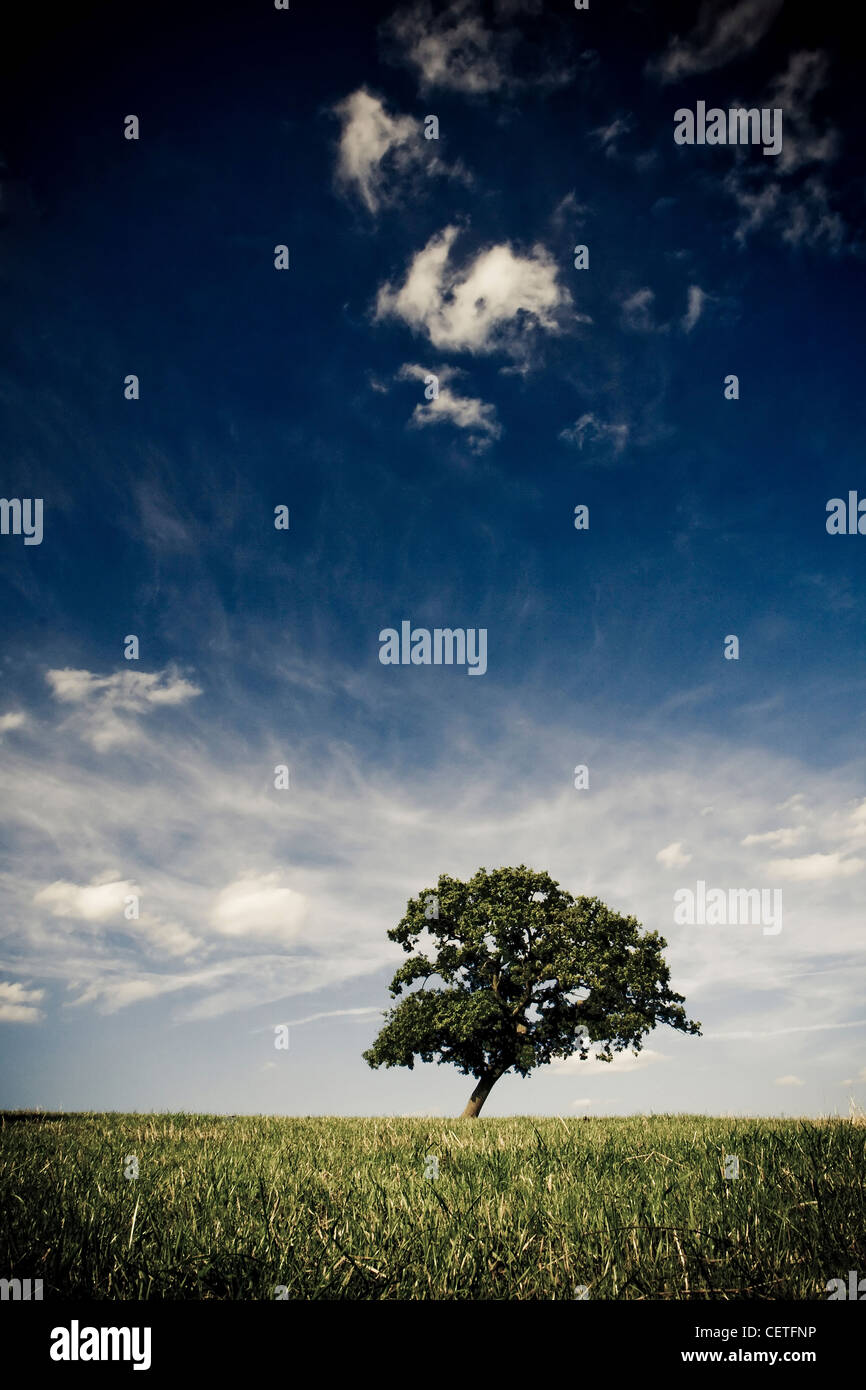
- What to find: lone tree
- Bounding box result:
[363,865,700,1117]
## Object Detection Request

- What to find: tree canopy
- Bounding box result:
[363,865,701,1116]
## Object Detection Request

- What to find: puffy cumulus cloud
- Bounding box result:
[0,980,45,1024]
[397,363,501,450]
[332,88,465,214]
[210,872,308,942]
[647,0,784,84]
[375,225,572,359]
[656,842,692,870]
[45,666,201,751]
[34,876,136,923]
[774,1074,804,1087]
[559,412,628,459]
[33,876,202,958]
[381,0,569,97]
[0,711,27,736]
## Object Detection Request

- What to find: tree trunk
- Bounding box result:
[460,1069,502,1118]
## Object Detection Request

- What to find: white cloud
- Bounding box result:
[0,711,26,735]
[45,666,201,751]
[779,178,845,251]
[621,287,662,335]
[3,663,866,1047]
[47,668,199,707]
[550,190,588,233]
[763,852,864,881]
[706,1020,866,1041]
[332,88,462,214]
[846,801,866,842]
[591,115,633,158]
[0,980,45,1024]
[211,873,308,942]
[382,0,569,96]
[375,225,571,358]
[551,1048,669,1076]
[397,363,501,450]
[774,1074,805,1087]
[657,842,692,869]
[766,51,838,176]
[559,412,628,458]
[621,285,710,336]
[34,877,135,923]
[333,88,418,213]
[727,178,781,246]
[723,53,844,251]
[741,827,805,849]
[33,877,201,958]
[681,285,708,333]
[648,0,784,84]
[277,1006,384,1028]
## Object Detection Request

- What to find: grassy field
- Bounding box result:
[1,1111,864,1300]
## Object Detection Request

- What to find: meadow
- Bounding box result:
[1,1112,863,1300]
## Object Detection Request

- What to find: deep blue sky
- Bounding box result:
[1,0,864,1118]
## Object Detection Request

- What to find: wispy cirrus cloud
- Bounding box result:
[396,362,502,450]
[559,412,628,459]
[647,0,784,84]
[762,851,864,882]
[741,827,805,849]
[681,285,709,333]
[723,51,845,251]
[381,0,570,97]
[620,285,711,336]
[2,660,865,1056]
